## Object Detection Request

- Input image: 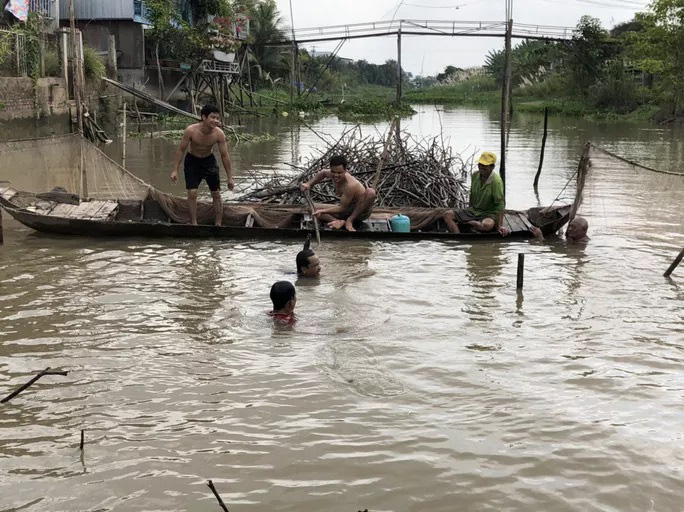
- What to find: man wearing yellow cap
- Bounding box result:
[443,151,509,236]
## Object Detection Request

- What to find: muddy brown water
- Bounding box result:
[1,106,683,511]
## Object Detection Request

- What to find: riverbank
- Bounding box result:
[403,77,670,123]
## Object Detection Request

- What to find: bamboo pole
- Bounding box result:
[304,190,321,246]
[664,248,684,278]
[122,101,127,168]
[533,107,549,190]
[0,208,3,245]
[68,0,82,133]
[499,18,513,191]
[396,23,402,104]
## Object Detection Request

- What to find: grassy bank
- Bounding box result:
[404,75,667,122]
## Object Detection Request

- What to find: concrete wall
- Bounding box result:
[0,77,70,122]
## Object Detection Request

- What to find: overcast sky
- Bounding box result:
[275,0,649,75]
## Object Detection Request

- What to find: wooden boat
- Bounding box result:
[0,186,571,241]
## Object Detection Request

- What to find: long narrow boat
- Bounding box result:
[0,186,571,240]
[0,134,573,241]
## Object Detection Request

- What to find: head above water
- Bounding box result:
[296,235,321,278]
[200,104,221,128]
[270,281,297,312]
[329,154,348,184]
[566,216,589,242]
[297,249,320,278]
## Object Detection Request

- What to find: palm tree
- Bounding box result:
[235,0,289,86]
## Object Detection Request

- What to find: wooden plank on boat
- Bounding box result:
[503,214,515,233]
[48,203,79,218]
[0,187,17,202]
[65,201,107,219]
[89,201,118,221]
[506,213,526,233]
[517,212,534,230]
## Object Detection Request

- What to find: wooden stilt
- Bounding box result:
[516,253,524,290]
[533,107,549,190]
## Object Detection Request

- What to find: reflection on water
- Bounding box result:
[1,106,684,511]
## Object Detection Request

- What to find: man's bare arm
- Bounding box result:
[217,131,234,190]
[300,170,331,192]
[171,128,191,183]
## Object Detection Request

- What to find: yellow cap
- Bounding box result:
[478,151,497,166]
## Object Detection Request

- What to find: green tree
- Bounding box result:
[627,0,684,114]
[561,16,616,96]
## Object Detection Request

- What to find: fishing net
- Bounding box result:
[0,134,149,200]
[0,133,451,229]
[574,143,684,243]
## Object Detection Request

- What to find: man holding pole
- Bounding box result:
[299,155,376,232]
[170,105,234,226]
[443,151,509,236]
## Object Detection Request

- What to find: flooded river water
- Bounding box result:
[1,106,683,511]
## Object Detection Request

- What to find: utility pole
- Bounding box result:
[69,0,82,133]
[396,21,402,104]
[499,0,513,191]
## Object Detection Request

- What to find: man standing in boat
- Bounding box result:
[443,151,510,236]
[170,105,235,226]
[299,155,376,232]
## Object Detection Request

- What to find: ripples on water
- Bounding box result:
[1,107,683,511]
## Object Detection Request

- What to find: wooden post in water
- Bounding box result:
[0,207,3,245]
[664,248,684,278]
[499,18,513,191]
[79,429,85,450]
[396,22,403,104]
[516,253,525,290]
[122,101,127,168]
[533,107,549,190]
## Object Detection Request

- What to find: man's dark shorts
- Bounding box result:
[184,153,220,191]
[453,208,496,225]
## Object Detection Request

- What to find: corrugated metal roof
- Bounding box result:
[59,0,135,21]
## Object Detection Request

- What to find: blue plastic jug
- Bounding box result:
[390,214,411,233]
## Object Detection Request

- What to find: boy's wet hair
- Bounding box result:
[329,154,347,169]
[270,281,296,310]
[296,234,316,274]
[201,104,220,118]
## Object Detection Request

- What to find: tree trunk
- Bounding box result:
[155,42,165,100]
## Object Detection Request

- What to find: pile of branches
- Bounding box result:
[235,125,475,209]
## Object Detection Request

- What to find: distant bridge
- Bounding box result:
[263,19,579,46]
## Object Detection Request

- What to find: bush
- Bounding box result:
[83,46,105,81]
[44,50,60,77]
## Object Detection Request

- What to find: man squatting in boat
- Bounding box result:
[442,151,511,237]
[170,105,235,226]
[299,155,377,232]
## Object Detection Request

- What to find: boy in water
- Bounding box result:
[296,235,321,278]
[269,281,297,324]
[170,104,235,226]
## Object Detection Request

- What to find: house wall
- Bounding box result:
[0,77,70,122]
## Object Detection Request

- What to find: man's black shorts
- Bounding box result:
[453,208,496,224]
[184,153,220,191]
